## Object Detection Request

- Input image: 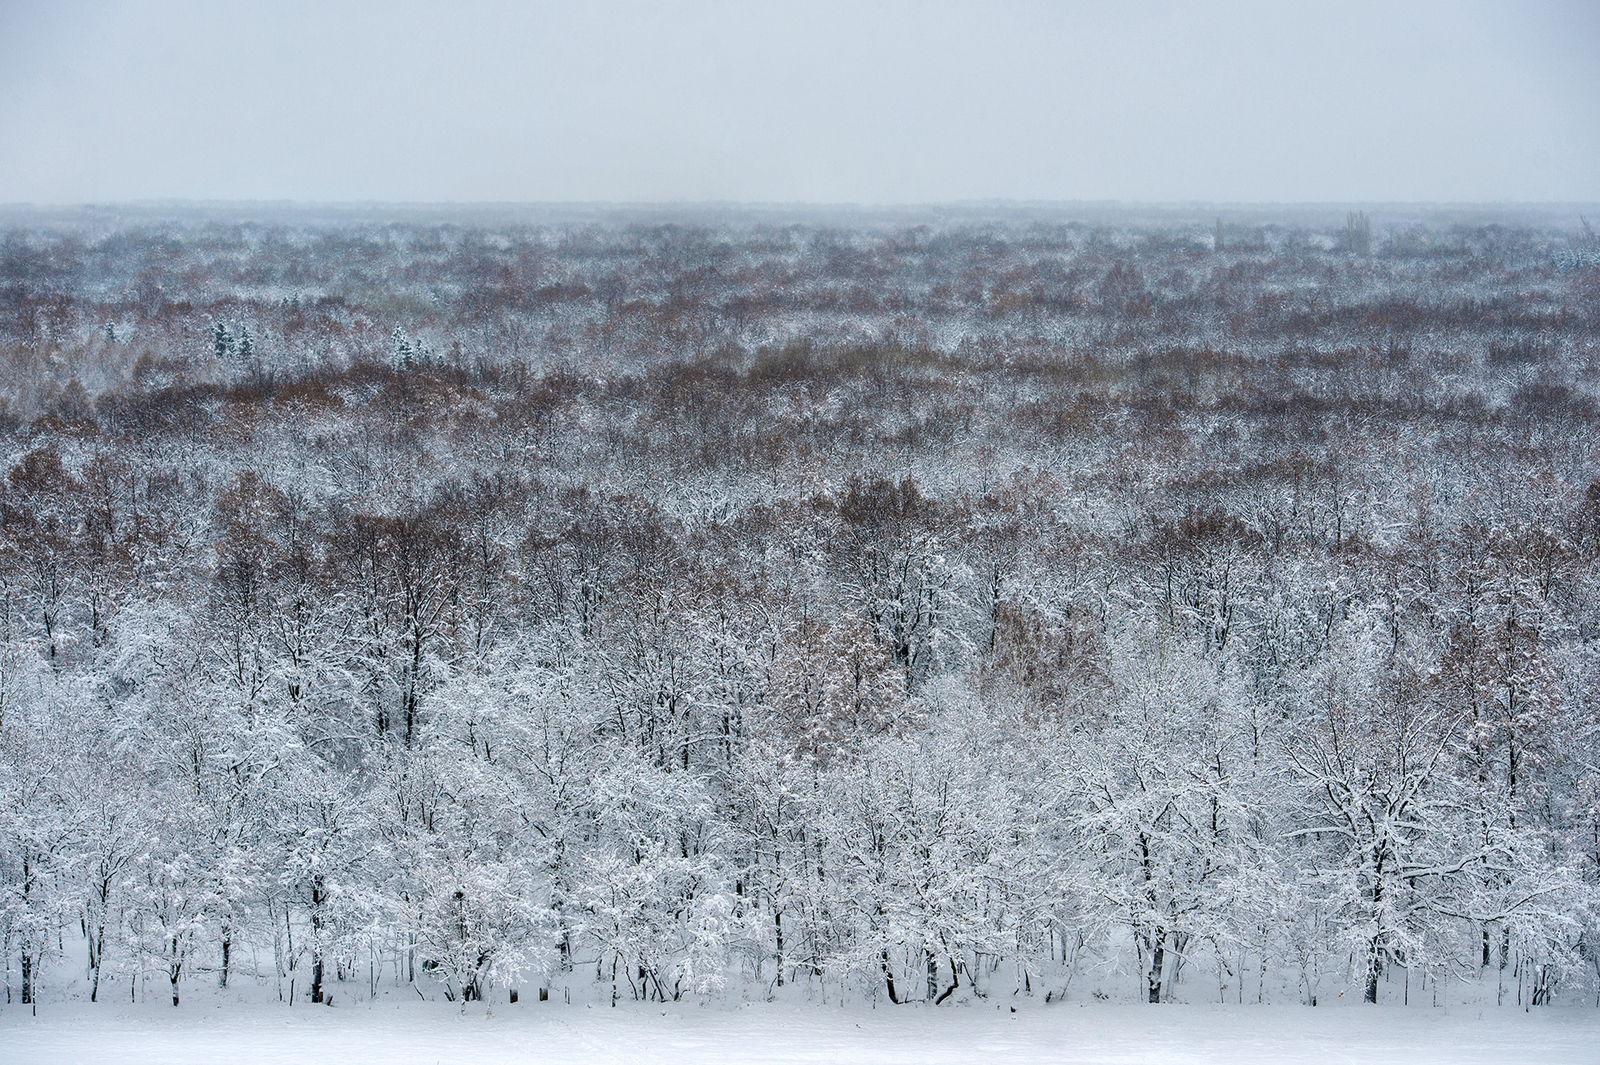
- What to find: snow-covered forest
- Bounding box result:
[1,208,1598,1011]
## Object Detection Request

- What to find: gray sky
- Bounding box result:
[2,0,1596,205]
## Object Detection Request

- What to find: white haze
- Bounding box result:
[0,1,1597,206]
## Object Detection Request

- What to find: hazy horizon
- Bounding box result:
[6,199,1597,244]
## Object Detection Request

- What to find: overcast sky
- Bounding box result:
[1,0,1596,205]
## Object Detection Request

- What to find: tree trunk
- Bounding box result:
[311,879,326,1004]
[170,945,182,1007]
[882,949,902,1004]
[89,922,104,1002]
[1147,928,1165,1004]
[935,956,960,1004]
[1366,861,1385,1003]
[773,909,785,987]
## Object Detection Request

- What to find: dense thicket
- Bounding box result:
[1,211,1598,1008]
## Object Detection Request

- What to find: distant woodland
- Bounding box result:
[1,209,1598,1008]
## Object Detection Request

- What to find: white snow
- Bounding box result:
[3,1001,1597,1065]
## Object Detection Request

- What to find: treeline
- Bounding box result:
[0,212,1597,1009]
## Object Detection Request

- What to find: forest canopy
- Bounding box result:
[0,208,1597,1009]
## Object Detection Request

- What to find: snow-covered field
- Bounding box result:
[4,1000,1598,1065]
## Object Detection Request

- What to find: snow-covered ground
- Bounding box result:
[3,999,1598,1064]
